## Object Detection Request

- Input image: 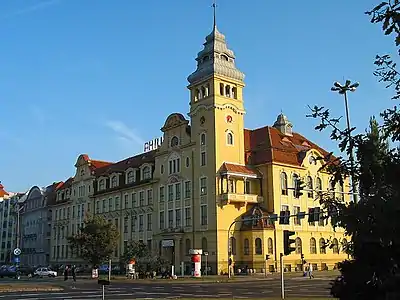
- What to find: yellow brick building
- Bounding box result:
[49,19,348,275]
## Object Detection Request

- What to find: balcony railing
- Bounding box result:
[218,193,263,204]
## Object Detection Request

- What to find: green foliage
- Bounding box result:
[121,240,170,274]
[306,3,400,298]
[67,215,119,267]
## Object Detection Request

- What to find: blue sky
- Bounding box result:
[0,0,397,192]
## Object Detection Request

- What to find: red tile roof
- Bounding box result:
[244,126,332,167]
[220,162,260,177]
[0,183,9,197]
[94,150,156,177]
[56,177,73,190]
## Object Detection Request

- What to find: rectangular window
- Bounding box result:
[131,217,136,234]
[175,183,181,200]
[67,207,71,218]
[139,215,144,232]
[175,209,181,227]
[108,198,113,211]
[114,218,119,230]
[124,194,129,209]
[185,207,192,227]
[115,197,120,210]
[159,186,165,202]
[201,152,206,166]
[168,210,174,228]
[184,181,191,198]
[147,213,152,231]
[159,211,165,230]
[131,193,137,208]
[168,185,173,201]
[147,189,153,205]
[200,177,207,195]
[124,217,128,233]
[72,206,76,218]
[77,205,81,217]
[139,191,144,206]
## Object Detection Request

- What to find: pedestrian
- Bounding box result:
[72,265,76,282]
[63,265,69,281]
[308,263,314,279]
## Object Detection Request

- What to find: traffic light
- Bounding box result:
[294,178,305,198]
[283,230,296,255]
[265,254,270,261]
[308,208,315,222]
[228,257,232,266]
[279,210,290,225]
[314,207,321,222]
[301,253,304,260]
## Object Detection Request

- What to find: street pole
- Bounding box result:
[331,80,359,203]
[108,259,111,281]
[227,221,234,279]
[280,253,285,299]
[205,252,208,276]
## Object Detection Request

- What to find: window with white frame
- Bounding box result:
[124,194,129,209]
[147,213,152,231]
[159,186,165,202]
[168,185,173,201]
[108,198,113,211]
[175,183,181,200]
[185,207,192,226]
[175,208,181,227]
[168,155,181,174]
[142,166,151,180]
[168,210,173,228]
[293,206,301,225]
[200,177,207,195]
[139,215,144,232]
[115,197,120,210]
[131,193,137,208]
[139,191,144,206]
[147,189,153,205]
[99,179,105,190]
[159,211,165,229]
[184,181,191,198]
[111,176,118,188]
[127,170,135,184]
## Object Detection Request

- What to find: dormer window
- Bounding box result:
[99,179,105,190]
[111,176,117,188]
[170,136,179,147]
[80,169,85,176]
[142,166,151,180]
[127,171,135,184]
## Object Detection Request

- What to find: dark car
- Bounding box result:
[0,265,21,279]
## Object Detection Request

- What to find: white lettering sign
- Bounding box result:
[161,239,174,247]
[144,137,163,152]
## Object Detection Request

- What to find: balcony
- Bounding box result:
[218,193,263,204]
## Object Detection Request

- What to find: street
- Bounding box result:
[0,276,335,299]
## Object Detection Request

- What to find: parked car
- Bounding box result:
[0,265,21,279]
[34,267,57,277]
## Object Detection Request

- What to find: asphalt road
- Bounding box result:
[0,276,335,299]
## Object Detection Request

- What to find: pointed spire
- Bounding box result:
[212,0,217,29]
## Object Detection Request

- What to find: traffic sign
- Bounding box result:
[14,256,20,263]
[13,248,21,256]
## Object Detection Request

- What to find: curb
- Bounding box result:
[0,287,63,293]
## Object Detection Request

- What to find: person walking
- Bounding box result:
[63,265,69,281]
[308,263,314,279]
[71,265,76,289]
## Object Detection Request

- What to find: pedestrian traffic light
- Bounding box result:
[279,210,290,225]
[265,254,270,261]
[283,230,296,256]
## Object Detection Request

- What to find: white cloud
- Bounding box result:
[0,0,62,21]
[106,120,144,146]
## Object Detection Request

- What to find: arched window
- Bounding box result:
[307,176,313,198]
[80,169,85,176]
[127,171,134,184]
[185,157,190,168]
[185,238,191,255]
[143,166,151,180]
[310,238,317,254]
[230,237,237,255]
[267,238,274,254]
[111,176,117,188]
[339,182,345,201]
[232,87,237,99]
[293,174,300,198]
[342,238,348,253]
[201,237,208,252]
[170,136,179,147]
[332,238,339,254]
[316,177,322,193]
[227,132,234,145]
[200,133,206,146]
[255,238,262,255]
[244,239,250,255]
[319,238,326,254]
[196,88,201,100]
[99,179,105,190]
[295,237,302,254]
[281,172,288,195]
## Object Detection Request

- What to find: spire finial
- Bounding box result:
[212,0,217,29]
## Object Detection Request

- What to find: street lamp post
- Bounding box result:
[331,80,359,203]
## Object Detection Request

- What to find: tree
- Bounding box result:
[306,2,400,298]
[121,240,150,263]
[68,215,120,268]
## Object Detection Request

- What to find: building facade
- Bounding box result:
[48,19,349,274]
[19,184,59,266]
